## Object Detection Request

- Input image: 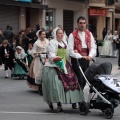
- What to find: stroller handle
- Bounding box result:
[77,58,95,62]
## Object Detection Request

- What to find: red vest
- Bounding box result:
[72,30,91,56]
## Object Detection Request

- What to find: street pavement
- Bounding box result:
[0,54,120,120]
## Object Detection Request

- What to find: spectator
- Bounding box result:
[3,25,15,47]
[1,40,15,78]
[102,28,107,40]
[46,27,53,40]
[0,28,5,65]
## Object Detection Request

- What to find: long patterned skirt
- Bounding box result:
[13,63,27,77]
[42,66,84,104]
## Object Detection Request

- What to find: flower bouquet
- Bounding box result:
[53,56,64,73]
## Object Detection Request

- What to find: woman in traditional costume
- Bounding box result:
[101,30,113,57]
[12,46,28,79]
[26,30,49,91]
[42,29,84,112]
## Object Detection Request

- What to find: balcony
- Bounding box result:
[115,0,120,9]
[89,0,105,7]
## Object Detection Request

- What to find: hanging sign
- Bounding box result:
[88,8,106,16]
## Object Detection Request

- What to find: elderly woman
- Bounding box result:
[42,29,84,112]
[27,30,49,91]
[101,30,113,57]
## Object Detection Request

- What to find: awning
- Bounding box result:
[0,0,48,9]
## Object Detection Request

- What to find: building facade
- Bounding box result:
[88,0,120,40]
[0,0,48,33]
[0,0,87,36]
[44,0,88,35]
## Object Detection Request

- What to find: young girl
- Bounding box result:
[1,40,15,78]
[26,43,33,68]
[13,46,28,79]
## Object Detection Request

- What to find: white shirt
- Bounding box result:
[113,35,118,40]
[68,31,96,58]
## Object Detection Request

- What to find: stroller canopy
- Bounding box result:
[85,61,112,84]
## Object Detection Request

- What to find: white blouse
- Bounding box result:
[68,31,96,58]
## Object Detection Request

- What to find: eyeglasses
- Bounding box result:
[79,22,86,24]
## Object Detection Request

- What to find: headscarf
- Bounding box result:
[52,27,67,42]
[36,30,41,39]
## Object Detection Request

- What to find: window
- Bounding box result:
[45,9,55,31]
[106,0,115,5]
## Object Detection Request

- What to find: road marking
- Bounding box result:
[0,111,55,115]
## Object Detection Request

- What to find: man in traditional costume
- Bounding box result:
[68,16,96,108]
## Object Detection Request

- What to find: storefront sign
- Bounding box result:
[88,8,106,16]
[15,0,32,2]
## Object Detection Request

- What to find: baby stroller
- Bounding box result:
[78,60,120,119]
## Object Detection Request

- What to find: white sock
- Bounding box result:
[5,70,8,77]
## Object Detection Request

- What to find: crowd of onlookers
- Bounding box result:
[0,24,54,78]
[1,24,120,78]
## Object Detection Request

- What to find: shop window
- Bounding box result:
[45,9,55,31]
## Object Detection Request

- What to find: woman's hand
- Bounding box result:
[25,64,28,67]
[34,52,41,56]
[45,58,49,63]
[13,59,16,63]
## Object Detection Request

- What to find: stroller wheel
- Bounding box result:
[79,102,89,115]
[104,108,113,119]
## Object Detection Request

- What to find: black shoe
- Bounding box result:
[21,77,24,79]
[5,76,8,78]
[57,106,63,113]
[38,85,43,96]
[48,103,54,110]
[72,103,77,109]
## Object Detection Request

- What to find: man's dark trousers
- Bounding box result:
[71,58,89,90]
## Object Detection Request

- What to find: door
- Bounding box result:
[63,10,73,36]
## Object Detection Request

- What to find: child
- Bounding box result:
[26,43,33,68]
[1,40,15,78]
[13,46,28,79]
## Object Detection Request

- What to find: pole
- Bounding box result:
[112,11,114,34]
